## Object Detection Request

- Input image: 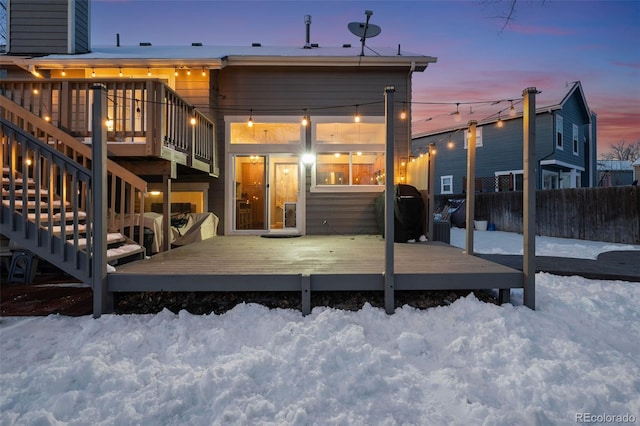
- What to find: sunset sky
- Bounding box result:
[91,0,640,156]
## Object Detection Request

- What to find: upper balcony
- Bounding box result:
[0,78,218,177]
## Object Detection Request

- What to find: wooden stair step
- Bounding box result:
[107,244,145,264]
[27,211,87,222]
[2,176,36,187]
[2,188,49,198]
[75,233,126,250]
[3,198,70,210]
[44,223,88,236]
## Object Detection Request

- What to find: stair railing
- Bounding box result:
[1,95,147,281]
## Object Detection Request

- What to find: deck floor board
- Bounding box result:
[108,235,522,293]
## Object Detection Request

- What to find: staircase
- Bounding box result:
[1,94,148,314]
[2,166,145,282]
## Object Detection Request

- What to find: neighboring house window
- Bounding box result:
[556,115,564,150]
[573,124,579,156]
[463,127,483,149]
[440,175,453,194]
[312,117,385,189]
[543,170,559,189]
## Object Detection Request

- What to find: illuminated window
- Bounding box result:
[316,152,384,186]
[230,119,302,144]
[312,117,385,189]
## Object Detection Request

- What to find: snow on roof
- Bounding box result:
[26,44,436,70]
[633,158,640,166]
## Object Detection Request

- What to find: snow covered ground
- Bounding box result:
[1,230,639,425]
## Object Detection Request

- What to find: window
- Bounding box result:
[495,170,523,191]
[230,119,302,144]
[440,175,453,194]
[312,117,385,189]
[573,124,579,155]
[464,127,483,149]
[556,115,564,150]
[316,152,385,186]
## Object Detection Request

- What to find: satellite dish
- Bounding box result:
[348,22,382,39]
[348,10,381,56]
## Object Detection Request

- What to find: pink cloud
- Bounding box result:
[612,61,640,70]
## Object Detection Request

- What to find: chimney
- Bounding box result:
[304,15,312,49]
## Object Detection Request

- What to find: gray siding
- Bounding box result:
[8,0,89,54]
[216,65,411,234]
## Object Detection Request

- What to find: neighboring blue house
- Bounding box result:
[412,81,597,195]
[597,160,634,187]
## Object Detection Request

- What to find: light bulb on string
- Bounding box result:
[497,113,504,128]
[247,110,254,128]
[447,135,454,149]
[91,68,96,78]
[147,67,152,77]
[119,67,123,77]
[452,103,461,122]
[354,105,361,123]
[301,110,308,126]
[400,102,407,120]
[509,100,516,117]
[174,68,179,76]
[202,67,206,77]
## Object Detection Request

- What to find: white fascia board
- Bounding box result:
[221,55,436,70]
[540,159,585,171]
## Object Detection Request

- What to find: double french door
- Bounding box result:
[233,155,300,233]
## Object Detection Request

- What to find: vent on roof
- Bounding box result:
[343,44,351,48]
[252,43,261,47]
[192,42,203,46]
[139,42,152,46]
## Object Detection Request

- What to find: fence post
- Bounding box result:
[523,87,537,310]
[384,86,395,314]
[465,120,477,255]
[91,84,110,318]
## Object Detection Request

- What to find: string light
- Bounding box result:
[247,110,253,127]
[147,67,152,76]
[354,105,361,123]
[447,135,454,149]
[61,69,66,77]
[91,68,96,78]
[509,100,516,117]
[119,67,123,77]
[301,110,308,126]
[190,116,197,125]
[186,68,191,76]
[452,103,461,122]
[400,102,407,120]
[497,113,504,128]
[201,67,206,77]
[174,68,179,76]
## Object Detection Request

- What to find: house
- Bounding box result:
[411,81,597,195]
[597,160,634,187]
[1,0,437,247]
[633,158,640,184]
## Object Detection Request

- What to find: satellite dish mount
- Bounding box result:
[348,10,382,56]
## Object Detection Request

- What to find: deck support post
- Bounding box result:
[498,289,511,305]
[384,86,395,314]
[91,84,110,318]
[523,87,537,310]
[465,120,477,255]
[301,274,311,316]
[162,175,172,252]
[427,143,436,241]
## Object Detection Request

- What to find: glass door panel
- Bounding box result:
[234,155,266,230]
[269,156,299,231]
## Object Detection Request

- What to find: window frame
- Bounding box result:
[572,123,579,156]
[463,126,483,149]
[556,115,564,150]
[440,175,453,194]
[310,116,386,192]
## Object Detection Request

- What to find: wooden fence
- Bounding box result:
[438,186,640,244]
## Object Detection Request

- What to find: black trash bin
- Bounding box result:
[375,184,425,242]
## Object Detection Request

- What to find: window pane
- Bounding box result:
[353,152,385,185]
[317,153,349,185]
[230,122,301,144]
[316,122,385,144]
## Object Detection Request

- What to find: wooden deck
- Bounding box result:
[108,235,522,313]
